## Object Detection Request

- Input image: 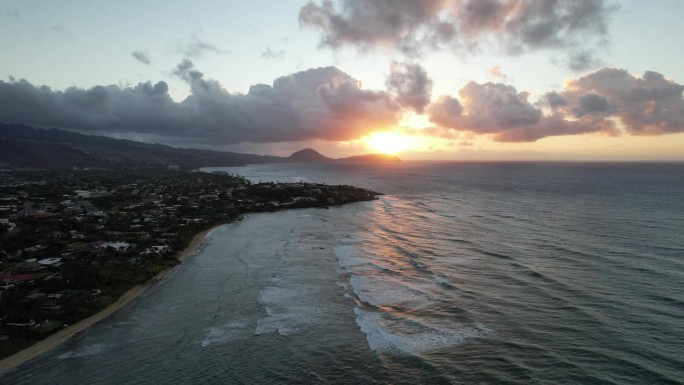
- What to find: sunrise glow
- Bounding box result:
[362,132,418,154]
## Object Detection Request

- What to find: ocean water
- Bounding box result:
[3,162,683,384]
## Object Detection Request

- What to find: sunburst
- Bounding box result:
[362,132,416,154]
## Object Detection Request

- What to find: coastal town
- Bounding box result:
[0,168,379,359]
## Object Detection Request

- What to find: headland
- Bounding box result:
[0,168,379,372]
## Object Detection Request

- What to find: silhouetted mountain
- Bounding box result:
[288,148,333,162]
[0,123,280,169]
[287,149,401,163]
[0,139,110,169]
[0,123,402,170]
[336,154,402,163]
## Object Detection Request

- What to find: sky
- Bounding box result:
[1,0,683,160]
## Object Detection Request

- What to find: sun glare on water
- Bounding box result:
[362,132,416,154]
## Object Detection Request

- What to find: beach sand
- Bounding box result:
[0,225,219,374]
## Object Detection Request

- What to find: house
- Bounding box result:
[38,257,62,267]
[93,241,131,251]
[86,289,102,303]
[25,292,47,300]
[147,245,171,254]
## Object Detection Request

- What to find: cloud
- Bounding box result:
[492,114,617,142]
[566,50,602,71]
[0,61,400,145]
[131,51,151,65]
[3,8,20,19]
[385,61,432,113]
[456,81,542,131]
[40,25,71,39]
[487,66,508,80]
[425,79,608,142]
[261,47,286,60]
[172,59,205,83]
[427,67,684,142]
[299,0,449,55]
[2,62,680,147]
[427,95,463,130]
[572,93,613,117]
[554,68,684,135]
[300,0,615,67]
[178,36,226,58]
[541,91,567,110]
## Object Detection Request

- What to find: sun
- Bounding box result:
[362,132,416,154]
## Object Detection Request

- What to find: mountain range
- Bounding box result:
[0,123,400,170]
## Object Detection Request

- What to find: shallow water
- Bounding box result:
[4,162,684,384]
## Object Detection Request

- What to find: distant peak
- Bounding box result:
[290,148,320,156]
[288,148,332,162]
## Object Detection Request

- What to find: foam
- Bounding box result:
[58,343,108,359]
[332,244,358,259]
[433,276,454,289]
[349,274,431,308]
[297,234,318,243]
[255,306,321,336]
[339,235,365,244]
[255,280,321,336]
[333,245,369,269]
[353,307,489,356]
[258,281,298,303]
[201,320,248,347]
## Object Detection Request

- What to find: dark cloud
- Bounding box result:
[300,0,615,68]
[0,79,177,136]
[457,0,508,34]
[426,96,463,130]
[427,67,684,142]
[0,62,400,145]
[566,50,602,71]
[261,47,286,60]
[573,93,612,117]
[2,62,680,147]
[132,51,151,65]
[541,92,567,110]
[385,61,432,113]
[558,68,684,135]
[491,0,612,53]
[172,59,205,83]
[492,114,618,142]
[299,0,447,55]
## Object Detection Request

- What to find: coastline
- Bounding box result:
[0,224,220,374]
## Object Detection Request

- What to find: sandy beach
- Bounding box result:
[0,225,220,374]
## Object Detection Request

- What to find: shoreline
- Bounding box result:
[0,224,221,374]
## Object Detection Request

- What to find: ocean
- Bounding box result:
[3,162,683,384]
